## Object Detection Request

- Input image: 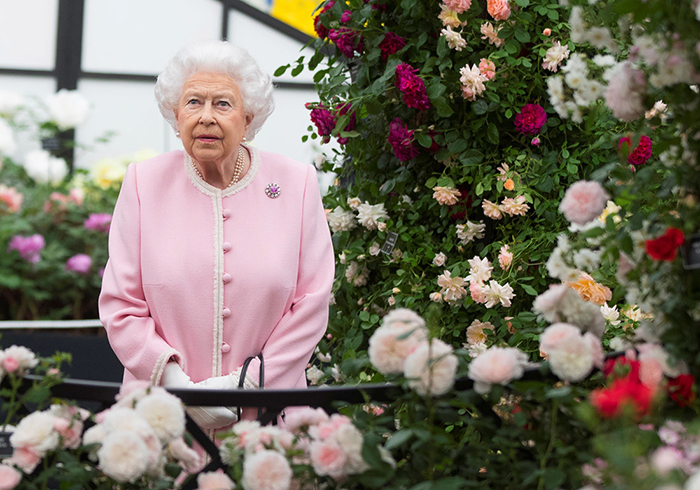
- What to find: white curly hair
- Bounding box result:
[154,41,275,141]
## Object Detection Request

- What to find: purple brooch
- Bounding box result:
[265,183,281,199]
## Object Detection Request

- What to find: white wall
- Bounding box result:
[0,1,58,70]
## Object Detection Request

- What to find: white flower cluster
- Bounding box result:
[8,404,89,474]
[456,220,486,244]
[368,309,458,396]
[46,89,90,131]
[569,7,618,52]
[0,89,25,116]
[632,33,696,89]
[540,323,604,382]
[533,284,606,337]
[345,260,370,287]
[79,382,191,483]
[0,344,38,381]
[23,149,68,185]
[327,199,389,234]
[220,411,382,487]
[327,206,357,233]
[441,26,467,51]
[0,118,16,157]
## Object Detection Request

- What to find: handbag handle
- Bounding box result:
[237,352,264,421]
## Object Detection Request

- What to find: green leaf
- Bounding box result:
[359,311,370,322]
[460,149,484,166]
[291,64,304,77]
[521,284,538,296]
[437,176,455,188]
[514,28,530,43]
[274,64,290,77]
[386,429,414,449]
[486,123,499,145]
[417,133,433,148]
[448,139,468,153]
[427,82,447,99]
[434,97,454,117]
[426,177,438,188]
[472,100,488,115]
[546,386,572,399]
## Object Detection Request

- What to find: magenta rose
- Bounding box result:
[8,234,45,264]
[388,118,419,161]
[340,10,352,23]
[309,106,335,142]
[395,63,431,111]
[66,254,92,275]
[313,0,335,39]
[379,32,406,61]
[514,104,547,134]
[618,135,652,165]
[328,28,363,58]
[84,213,112,233]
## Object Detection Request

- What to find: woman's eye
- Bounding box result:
[187,99,199,105]
[218,101,231,107]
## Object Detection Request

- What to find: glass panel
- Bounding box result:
[0,1,58,70]
[82,0,222,75]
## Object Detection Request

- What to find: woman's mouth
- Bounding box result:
[197,135,220,143]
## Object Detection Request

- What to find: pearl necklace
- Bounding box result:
[190,146,245,188]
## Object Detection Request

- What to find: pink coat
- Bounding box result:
[99,147,334,401]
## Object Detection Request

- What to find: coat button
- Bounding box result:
[221,342,231,353]
[222,209,232,219]
[222,307,231,318]
[223,273,232,283]
[223,242,232,252]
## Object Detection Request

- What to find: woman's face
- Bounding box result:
[175,72,253,165]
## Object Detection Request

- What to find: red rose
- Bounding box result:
[618,135,653,166]
[668,374,695,407]
[645,227,685,262]
[313,1,335,39]
[379,32,406,61]
[603,356,641,381]
[590,375,653,419]
[514,104,547,134]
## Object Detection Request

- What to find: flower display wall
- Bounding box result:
[0,91,153,320]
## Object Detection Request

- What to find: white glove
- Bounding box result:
[162,362,238,429]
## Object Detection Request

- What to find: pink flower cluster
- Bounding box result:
[8,234,45,264]
[514,104,547,134]
[443,0,471,13]
[7,405,88,474]
[482,195,530,220]
[0,184,22,213]
[559,180,609,225]
[395,63,431,110]
[0,345,38,379]
[379,32,406,61]
[66,254,92,275]
[618,135,653,166]
[84,213,112,233]
[43,189,84,213]
[388,118,419,161]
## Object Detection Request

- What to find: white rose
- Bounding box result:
[0,89,25,114]
[404,339,458,396]
[98,431,150,483]
[47,89,90,130]
[369,242,381,256]
[547,333,595,382]
[369,325,426,375]
[347,197,362,210]
[23,149,67,185]
[356,202,388,230]
[333,424,369,474]
[433,252,447,267]
[327,207,357,233]
[306,365,325,385]
[10,411,60,456]
[135,391,185,444]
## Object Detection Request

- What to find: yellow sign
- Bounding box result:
[270,0,320,37]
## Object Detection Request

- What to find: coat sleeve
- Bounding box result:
[99,163,182,384]
[246,164,334,390]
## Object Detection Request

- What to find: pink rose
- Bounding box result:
[443,0,472,13]
[0,464,22,489]
[468,347,528,394]
[539,323,579,356]
[6,447,42,474]
[65,254,92,274]
[284,407,330,433]
[7,234,45,264]
[487,0,511,20]
[0,185,22,213]
[559,180,609,225]
[310,439,347,479]
[242,450,293,490]
[470,281,487,303]
[84,213,112,233]
[197,470,235,490]
[478,58,496,80]
[543,28,551,36]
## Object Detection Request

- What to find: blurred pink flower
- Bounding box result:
[443,0,472,13]
[84,213,112,233]
[0,185,22,213]
[468,346,527,394]
[478,58,496,80]
[0,464,22,489]
[197,470,235,490]
[8,234,45,263]
[480,22,504,47]
[543,28,552,36]
[498,245,513,270]
[65,254,92,274]
[559,180,609,225]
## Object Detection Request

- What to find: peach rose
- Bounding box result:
[487,0,511,20]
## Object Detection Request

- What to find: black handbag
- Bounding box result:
[237,352,264,421]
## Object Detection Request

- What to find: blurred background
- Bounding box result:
[0,0,325,169]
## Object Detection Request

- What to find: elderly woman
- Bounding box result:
[99,41,334,428]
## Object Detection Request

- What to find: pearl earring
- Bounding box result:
[176,131,180,137]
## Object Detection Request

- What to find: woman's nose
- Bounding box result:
[199,101,215,123]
